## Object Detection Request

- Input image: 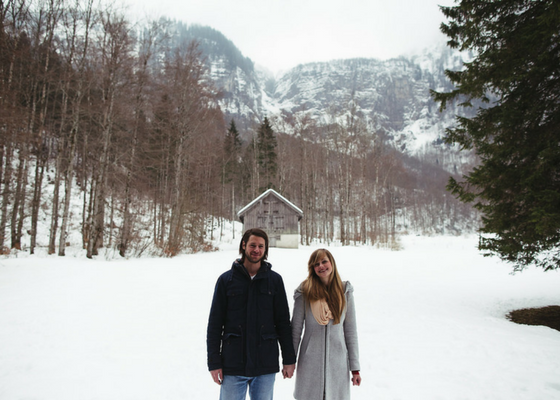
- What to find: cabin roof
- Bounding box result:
[237,189,303,221]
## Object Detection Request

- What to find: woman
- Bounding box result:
[291,249,361,400]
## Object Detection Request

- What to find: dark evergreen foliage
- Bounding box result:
[257,117,277,191]
[432,0,560,271]
[223,119,242,184]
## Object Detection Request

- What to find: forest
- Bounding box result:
[0,0,478,258]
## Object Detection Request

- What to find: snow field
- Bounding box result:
[1,235,559,400]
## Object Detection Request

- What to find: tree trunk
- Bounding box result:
[11,152,26,250]
[58,118,79,256]
[0,141,13,250]
[29,158,45,254]
[85,175,97,258]
[48,150,62,254]
[29,0,62,254]
[16,163,28,250]
[59,0,94,256]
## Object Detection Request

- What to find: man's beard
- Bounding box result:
[245,250,265,264]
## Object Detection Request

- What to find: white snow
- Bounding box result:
[1,235,560,400]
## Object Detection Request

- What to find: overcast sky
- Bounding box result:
[128,0,456,74]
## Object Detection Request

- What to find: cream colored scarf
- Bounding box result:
[310,299,333,325]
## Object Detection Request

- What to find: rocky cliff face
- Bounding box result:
[213,51,470,154]
[174,22,471,154]
[165,23,265,130]
[208,59,263,130]
[262,47,470,153]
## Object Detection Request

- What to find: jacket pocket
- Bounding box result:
[259,333,279,368]
[222,332,243,368]
[226,288,244,310]
[257,285,275,310]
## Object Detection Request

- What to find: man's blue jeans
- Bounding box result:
[219,373,276,400]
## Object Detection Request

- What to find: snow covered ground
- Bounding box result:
[1,235,560,400]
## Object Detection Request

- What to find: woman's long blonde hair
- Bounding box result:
[301,249,346,324]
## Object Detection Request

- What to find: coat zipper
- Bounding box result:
[323,323,327,400]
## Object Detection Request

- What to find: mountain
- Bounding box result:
[269,48,471,153]
[163,23,264,130]
[167,21,472,157]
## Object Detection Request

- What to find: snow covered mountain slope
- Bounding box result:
[266,46,470,152]
[172,22,472,154]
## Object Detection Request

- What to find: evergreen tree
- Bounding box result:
[432,0,560,271]
[223,119,242,184]
[222,119,243,228]
[257,117,277,191]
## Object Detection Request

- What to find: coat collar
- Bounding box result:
[232,259,271,280]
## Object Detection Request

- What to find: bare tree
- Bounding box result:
[25,0,64,254]
[162,41,214,255]
[118,18,163,257]
[57,0,95,256]
[86,6,132,258]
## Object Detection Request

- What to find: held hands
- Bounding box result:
[351,371,362,386]
[212,365,356,385]
[210,369,223,385]
[212,365,294,384]
[282,364,296,379]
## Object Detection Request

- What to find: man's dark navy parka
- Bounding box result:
[206,260,296,377]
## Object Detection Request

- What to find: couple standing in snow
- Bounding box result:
[206,228,361,400]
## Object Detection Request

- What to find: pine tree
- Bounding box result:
[223,119,242,184]
[432,0,560,271]
[257,117,277,191]
[223,119,243,226]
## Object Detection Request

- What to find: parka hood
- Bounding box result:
[232,259,272,277]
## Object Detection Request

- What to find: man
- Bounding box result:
[207,228,296,400]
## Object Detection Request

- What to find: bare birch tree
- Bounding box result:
[57,0,94,256]
[86,6,132,258]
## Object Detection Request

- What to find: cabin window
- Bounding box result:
[273,216,284,230]
[257,216,268,228]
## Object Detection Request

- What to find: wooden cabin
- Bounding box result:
[237,189,303,248]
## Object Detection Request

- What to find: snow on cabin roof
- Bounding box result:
[237,189,303,219]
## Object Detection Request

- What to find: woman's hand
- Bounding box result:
[351,371,361,386]
[282,364,296,379]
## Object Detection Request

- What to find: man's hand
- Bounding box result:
[210,369,223,385]
[282,364,295,379]
[351,372,362,386]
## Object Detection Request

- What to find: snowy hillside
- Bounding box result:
[181,21,471,154]
[1,235,560,400]
[266,46,470,153]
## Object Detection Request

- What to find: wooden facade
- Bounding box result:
[237,189,303,248]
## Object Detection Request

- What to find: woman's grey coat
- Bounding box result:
[291,281,360,400]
